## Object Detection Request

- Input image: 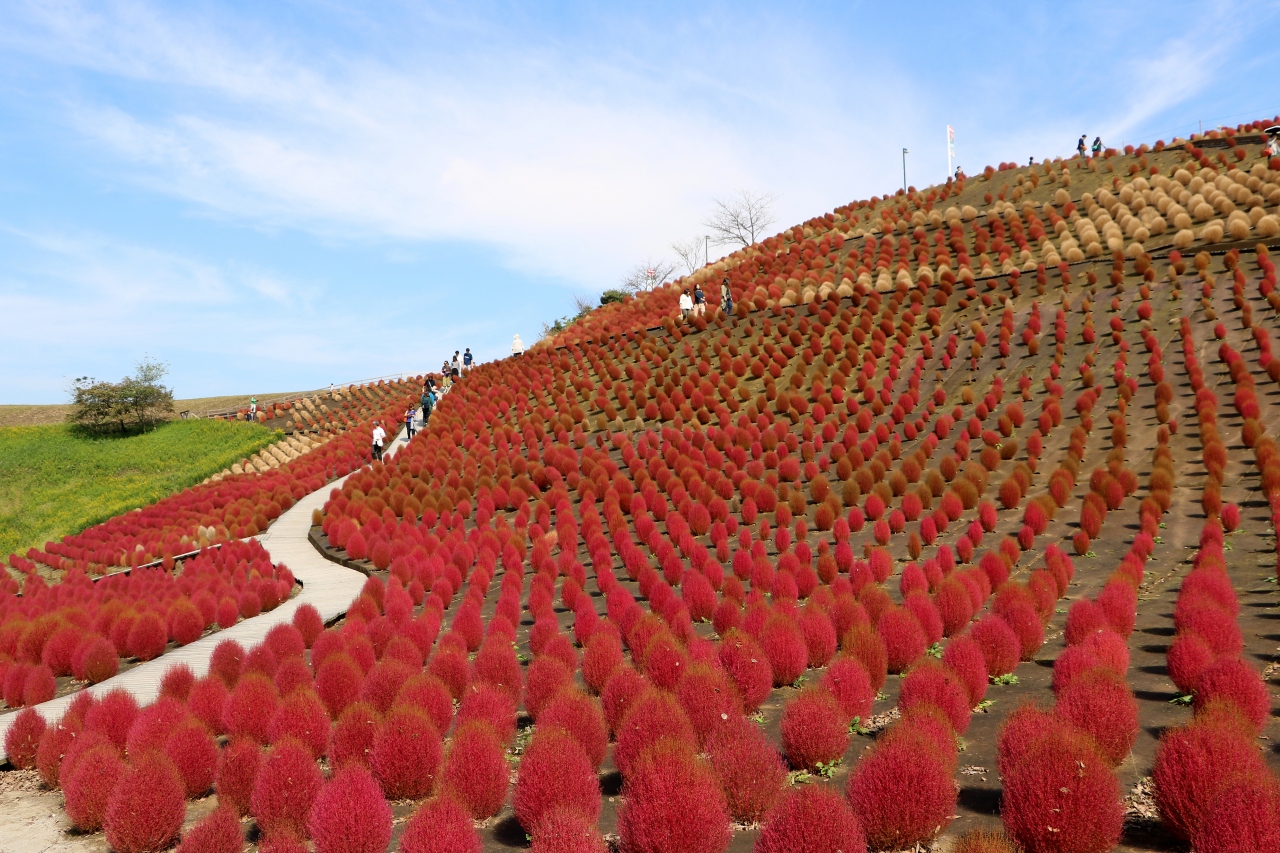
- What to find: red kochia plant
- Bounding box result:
[1157,701,1274,835]
[398,796,482,853]
[781,687,850,771]
[878,606,928,673]
[820,654,874,722]
[1190,777,1280,853]
[251,736,324,840]
[674,664,741,749]
[441,720,509,819]
[761,613,809,685]
[617,739,730,853]
[898,659,972,734]
[847,719,957,850]
[188,675,230,734]
[159,663,196,701]
[1192,657,1271,732]
[63,743,124,831]
[539,689,610,771]
[215,736,262,816]
[717,629,774,711]
[4,707,46,769]
[270,688,330,759]
[601,665,648,734]
[371,707,442,800]
[525,655,574,720]
[328,701,380,769]
[514,725,601,834]
[582,629,624,694]
[103,752,187,853]
[613,689,699,778]
[999,716,1124,853]
[1053,668,1138,766]
[529,805,609,853]
[293,602,324,647]
[842,624,889,693]
[952,830,1021,853]
[941,634,988,706]
[175,807,243,853]
[166,721,220,798]
[970,614,1020,677]
[307,765,393,853]
[224,671,280,743]
[706,713,786,824]
[756,784,867,853]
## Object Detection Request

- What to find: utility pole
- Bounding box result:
[902,148,909,193]
[705,235,710,268]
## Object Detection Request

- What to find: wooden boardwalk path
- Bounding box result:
[0,418,414,761]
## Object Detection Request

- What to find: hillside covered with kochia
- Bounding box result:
[4,118,1280,853]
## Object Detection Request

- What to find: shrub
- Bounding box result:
[251,736,323,839]
[362,659,416,715]
[293,602,324,647]
[899,659,971,733]
[473,636,524,704]
[617,739,730,853]
[970,615,1020,677]
[601,665,649,734]
[1000,718,1124,853]
[269,688,330,759]
[799,607,838,667]
[756,784,867,853]
[128,611,169,660]
[717,629,774,711]
[457,682,518,745]
[166,721,219,798]
[1174,599,1243,655]
[308,765,393,853]
[328,701,380,769]
[103,752,187,853]
[1192,777,1280,853]
[84,688,139,750]
[953,829,1021,853]
[820,654,874,721]
[79,636,120,683]
[530,805,609,853]
[1064,599,1111,646]
[399,795,481,853]
[4,707,46,769]
[673,664,741,749]
[614,690,698,778]
[847,726,956,850]
[1193,657,1271,733]
[526,655,574,720]
[762,614,809,685]
[941,634,988,706]
[781,687,850,771]
[514,725,601,834]
[582,629,624,694]
[175,807,242,853]
[317,654,366,718]
[36,719,77,788]
[393,673,454,734]
[877,607,928,673]
[160,663,197,701]
[371,706,442,800]
[706,713,786,823]
[63,743,124,831]
[224,672,280,743]
[188,675,231,734]
[215,736,261,816]
[842,625,888,692]
[1053,668,1138,766]
[441,720,509,819]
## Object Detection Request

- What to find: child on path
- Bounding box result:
[371,420,386,462]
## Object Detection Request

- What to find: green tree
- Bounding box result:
[69,358,175,434]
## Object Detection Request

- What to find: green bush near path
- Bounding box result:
[0,419,280,563]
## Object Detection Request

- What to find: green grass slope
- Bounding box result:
[0,419,279,562]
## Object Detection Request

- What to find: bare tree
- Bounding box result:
[620,258,680,294]
[571,293,595,314]
[704,189,778,248]
[671,237,706,277]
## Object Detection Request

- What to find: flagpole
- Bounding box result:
[947,125,952,179]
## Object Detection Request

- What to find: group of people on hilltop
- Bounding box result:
[679,277,734,321]
[370,368,454,463]
[1077,135,1103,159]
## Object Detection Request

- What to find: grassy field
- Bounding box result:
[0,419,280,561]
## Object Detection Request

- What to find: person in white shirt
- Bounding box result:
[678,289,693,319]
[371,420,386,462]
[512,334,525,356]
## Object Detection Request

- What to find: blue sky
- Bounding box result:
[1,1,1277,403]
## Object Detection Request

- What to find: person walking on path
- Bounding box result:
[678,289,693,319]
[421,386,435,424]
[720,277,733,317]
[404,405,416,439]
[1091,136,1102,157]
[1077,135,1087,159]
[451,351,462,377]
[371,420,387,462]
[512,334,525,356]
[463,348,473,371]
[248,396,258,421]
[692,283,706,317]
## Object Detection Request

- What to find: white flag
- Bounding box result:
[947,125,955,159]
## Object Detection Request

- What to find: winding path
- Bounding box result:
[0,418,415,761]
